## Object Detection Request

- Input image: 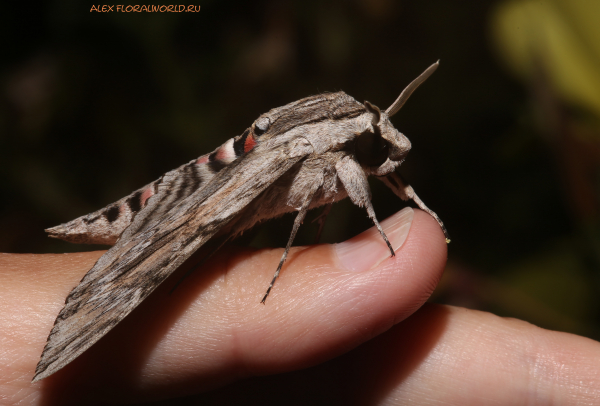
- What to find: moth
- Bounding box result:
[33,61,449,382]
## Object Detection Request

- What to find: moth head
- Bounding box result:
[355,101,411,168]
[355,61,439,173]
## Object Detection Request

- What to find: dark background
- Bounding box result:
[2,0,599,345]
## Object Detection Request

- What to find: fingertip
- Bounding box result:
[399,208,448,297]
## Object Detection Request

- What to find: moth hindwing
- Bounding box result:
[34,61,448,382]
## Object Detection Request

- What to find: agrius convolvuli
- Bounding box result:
[33,61,449,382]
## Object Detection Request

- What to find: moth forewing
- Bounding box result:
[34,61,447,381]
[33,138,314,382]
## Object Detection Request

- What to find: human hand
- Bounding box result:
[1,208,599,405]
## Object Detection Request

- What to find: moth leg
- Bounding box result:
[381,172,450,243]
[365,201,395,257]
[335,156,395,257]
[261,195,314,304]
[312,203,332,244]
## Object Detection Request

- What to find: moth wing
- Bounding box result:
[33,138,313,381]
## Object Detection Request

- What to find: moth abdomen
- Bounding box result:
[233,129,250,156]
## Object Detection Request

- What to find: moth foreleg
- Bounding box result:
[381,172,450,243]
[261,194,314,304]
[312,203,332,244]
[366,202,395,257]
[335,156,395,257]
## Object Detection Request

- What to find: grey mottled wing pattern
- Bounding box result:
[45,156,220,245]
[33,138,313,381]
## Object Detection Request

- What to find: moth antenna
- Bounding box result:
[385,60,439,117]
[261,195,314,304]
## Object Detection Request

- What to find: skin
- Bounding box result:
[1,210,599,405]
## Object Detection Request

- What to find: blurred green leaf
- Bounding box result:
[492,0,600,123]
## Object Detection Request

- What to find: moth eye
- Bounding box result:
[355,129,389,167]
[254,117,270,136]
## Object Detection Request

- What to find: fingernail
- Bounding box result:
[335,207,414,271]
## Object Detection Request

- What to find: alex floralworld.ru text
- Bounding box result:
[90,5,201,12]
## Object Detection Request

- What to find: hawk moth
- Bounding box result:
[33,61,449,382]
